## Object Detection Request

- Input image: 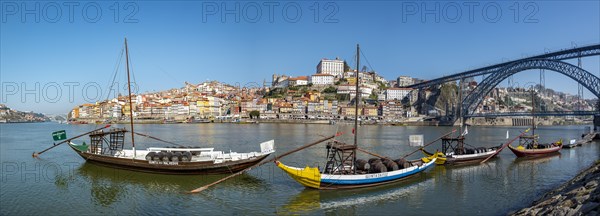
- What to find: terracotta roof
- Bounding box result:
[312,74,334,77]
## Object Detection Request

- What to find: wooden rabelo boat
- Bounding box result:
[421,130,502,165]
[507,134,562,157]
[275,45,436,189]
[421,76,503,165]
[65,38,275,174]
[507,90,562,157]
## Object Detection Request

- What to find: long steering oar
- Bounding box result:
[400,129,456,160]
[480,128,530,164]
[189,134,336,193]
[33,125,111,157]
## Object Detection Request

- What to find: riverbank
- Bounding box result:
[510,160,600,216]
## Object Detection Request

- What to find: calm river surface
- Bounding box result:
[1,123,598,215]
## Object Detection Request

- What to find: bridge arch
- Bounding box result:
[462,59,600,116]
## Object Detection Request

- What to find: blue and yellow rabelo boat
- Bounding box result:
[275,44,436,189]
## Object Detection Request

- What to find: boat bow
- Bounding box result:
[275,161,321,189]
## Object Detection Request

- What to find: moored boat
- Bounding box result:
[67,129,274,174]
[421,133,502,165]
[276,141,436,189]
[507,135,562,157]
[59,38,276,174]
[507,89,562,157]
[276,44,436,189]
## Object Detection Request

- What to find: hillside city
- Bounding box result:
[62,57,598,126]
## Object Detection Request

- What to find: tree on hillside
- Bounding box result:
[249,110,260,119]
[322,86,337,94]
[369,92,378,100]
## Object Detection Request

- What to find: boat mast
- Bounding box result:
[353,44,360,174]
[531,89,535,138]
[125,38,136,157]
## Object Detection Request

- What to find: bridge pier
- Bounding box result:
[594,115,600,132]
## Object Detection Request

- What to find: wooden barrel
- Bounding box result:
[384,160,398,171]
[163,152,173,162]
[369,162,387,173]
[355,159,370,171]
[394,159,407,169]
[145,152,156,161]
[368,158,381,164]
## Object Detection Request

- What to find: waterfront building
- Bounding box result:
[380,101,404,119]
[340,106,362,117]
[278,103,293,113]
[316,58,344,78]
[362,106,379,118]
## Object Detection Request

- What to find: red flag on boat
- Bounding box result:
[352,128,355,134]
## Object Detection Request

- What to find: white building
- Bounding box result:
[385,88,413,101]
[343,71,374,83]
[397,76,413,87]
[310,74,335,85]
[337,84,372,98]
[288,76,309,86]
[274,79,289,88]
[317,58,344,78]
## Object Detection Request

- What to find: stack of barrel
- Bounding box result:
[355,158,412,173]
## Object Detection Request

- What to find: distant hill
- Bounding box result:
[0,104,50,123]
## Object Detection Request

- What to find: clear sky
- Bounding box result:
[1,1,599,114]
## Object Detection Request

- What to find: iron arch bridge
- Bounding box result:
[462,59,600,117]
[404,44,600,89]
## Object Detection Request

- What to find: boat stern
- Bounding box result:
[275,161,321,189]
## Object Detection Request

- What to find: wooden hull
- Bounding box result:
[70,146,271,175]
[507,145,562,157]
[422,149,499,165]
[276,156,437,190]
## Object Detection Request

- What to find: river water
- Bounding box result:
[1,123,598,215]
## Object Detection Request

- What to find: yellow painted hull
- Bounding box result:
[421,149,447,165]
[276,161,322,189]
[276,155,437,189]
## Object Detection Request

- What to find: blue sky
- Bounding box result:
[1,1,599,114]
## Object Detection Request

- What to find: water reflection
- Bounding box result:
[278,172,432,215]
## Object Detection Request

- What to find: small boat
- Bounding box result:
[276,44,436,189]
[507,135,562,157]
[507,90,562,157]
[422,75,503,166]
[189,117,211,124]
[562,139,579,149]
[421,132,502,165]
[64,38,276,174]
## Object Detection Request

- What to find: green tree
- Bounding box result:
[249,110,260,119]
[369,92,378,100]
[322,86,337,94]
